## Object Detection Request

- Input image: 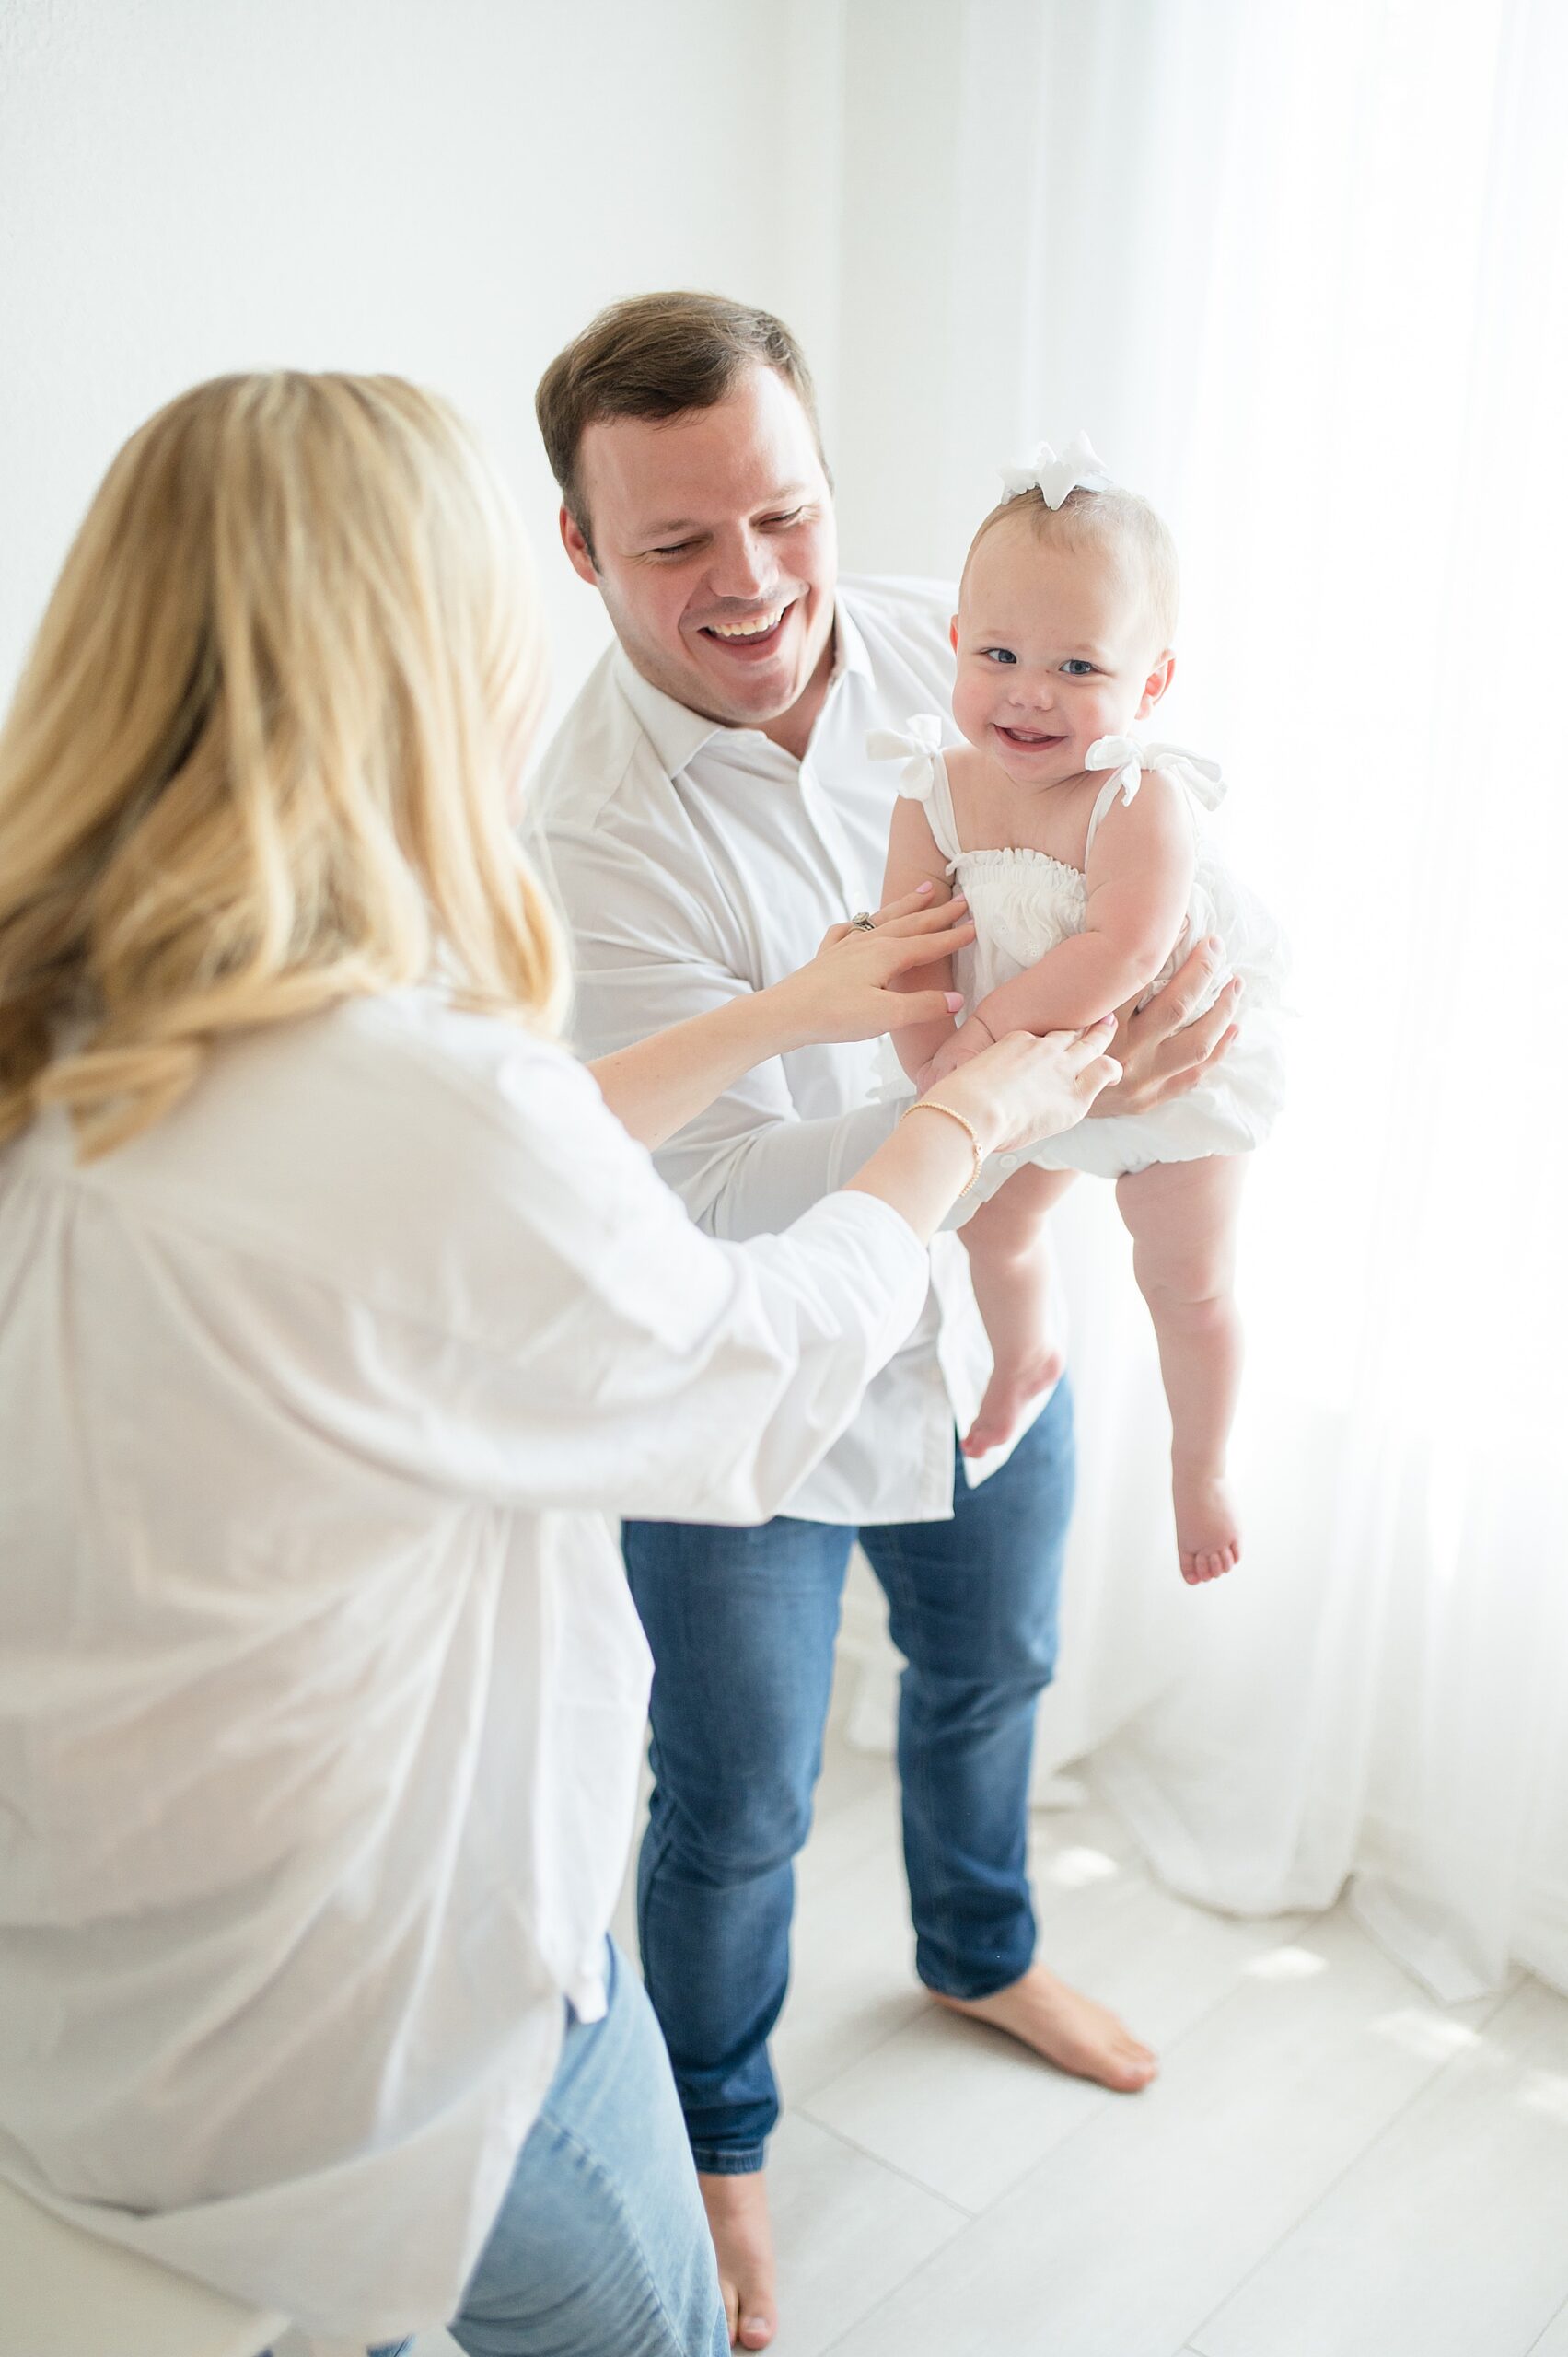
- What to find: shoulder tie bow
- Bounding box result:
[998,431,1113,510]
[1086,735,1229,812]
[866,712,945,801]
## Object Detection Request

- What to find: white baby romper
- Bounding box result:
[873,716,1289,1186]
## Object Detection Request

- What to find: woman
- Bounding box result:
[0,375,1120,2356]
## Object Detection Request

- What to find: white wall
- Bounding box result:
[0,0,849,729]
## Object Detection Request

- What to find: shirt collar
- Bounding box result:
[612,648,726,779]
[612,598,871,780]
[830,594,874,690]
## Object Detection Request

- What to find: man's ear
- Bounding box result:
[1137,649,1176,719]
[559,505,599,587]
[950,615,960,651]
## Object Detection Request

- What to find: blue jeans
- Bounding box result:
[354,1939,726,2357]
[622,1392,1074,2174]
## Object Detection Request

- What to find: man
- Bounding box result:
[528,292,1237,2351]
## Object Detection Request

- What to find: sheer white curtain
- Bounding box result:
[842,0,1568,2002]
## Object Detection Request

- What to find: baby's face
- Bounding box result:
[951,520,1171,791]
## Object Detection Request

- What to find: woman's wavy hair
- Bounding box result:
[0,371,566,1159]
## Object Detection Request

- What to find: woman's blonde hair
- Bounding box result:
[0,371,566,1159]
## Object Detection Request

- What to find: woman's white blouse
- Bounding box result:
[0,988,928,2340]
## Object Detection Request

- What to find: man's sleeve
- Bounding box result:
[536,819,900,1242]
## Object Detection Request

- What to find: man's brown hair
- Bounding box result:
[535,291,826,560]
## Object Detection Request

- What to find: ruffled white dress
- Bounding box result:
[872,717,1289,1185]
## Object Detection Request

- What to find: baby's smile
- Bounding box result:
[993,723,1071,749]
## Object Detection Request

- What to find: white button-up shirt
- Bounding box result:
[0,988,927,2340]
[530,575,1030,1526]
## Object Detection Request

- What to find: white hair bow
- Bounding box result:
[866,712,945,800]
[999,431,1113,510]
[1087,735,1228,812]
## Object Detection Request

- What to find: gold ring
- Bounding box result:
[850,911,877,931]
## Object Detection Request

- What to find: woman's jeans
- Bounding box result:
[365,1938,727,2357]
[622,1392,1074,2175]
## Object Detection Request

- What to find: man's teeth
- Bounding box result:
[709,608,786,639]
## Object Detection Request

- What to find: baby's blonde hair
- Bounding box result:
[0,371,566,1160]
[964,482,1180,648]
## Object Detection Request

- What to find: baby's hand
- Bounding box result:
[919,1016,994,1089]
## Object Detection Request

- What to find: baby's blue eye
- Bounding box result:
[981,647,1017,665]
[1061,658,1097,676]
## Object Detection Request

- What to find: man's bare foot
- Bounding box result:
[698,2169,776,2351]
[1174,1462,1240,1585]
[961,1341,1064,1457]
[931,1961,1158,2091]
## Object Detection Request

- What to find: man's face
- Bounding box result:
[563,365,838,737]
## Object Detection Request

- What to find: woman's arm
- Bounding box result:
[879,796,961,1081]
[359,1017,1119,1527]
[587,888,973,1149]
[842,1022,1119,1240]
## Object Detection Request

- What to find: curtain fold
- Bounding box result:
[843,0,1568,2002]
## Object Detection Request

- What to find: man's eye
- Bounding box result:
[1062,659,1097,676]
[761,508,807,530]
[650,541,697,559]
[981,647,1017,666]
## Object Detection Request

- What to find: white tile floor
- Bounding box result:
[406,1677,1568,2357]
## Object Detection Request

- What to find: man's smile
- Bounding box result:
[696,598,800,656]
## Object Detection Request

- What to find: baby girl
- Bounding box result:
[877,437,1286,1585]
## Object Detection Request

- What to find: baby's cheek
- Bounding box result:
[951,672,992,752]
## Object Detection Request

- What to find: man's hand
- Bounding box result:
[1087,939,1240,1119]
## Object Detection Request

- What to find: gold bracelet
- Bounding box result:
[900,1097,985,1194]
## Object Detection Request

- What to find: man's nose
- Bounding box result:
[705,528,774,604]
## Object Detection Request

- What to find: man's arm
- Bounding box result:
[539,821,901,1243]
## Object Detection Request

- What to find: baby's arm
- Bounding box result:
[881,792,960,1080]
[970,770,1196,1041]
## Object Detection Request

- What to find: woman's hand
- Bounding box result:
[933,1020,1122,1157]
[762,885,976,1051]
[842,1018,1120,1243]
[1086,939,1239,1119]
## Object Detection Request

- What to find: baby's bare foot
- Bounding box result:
[961,1341,1064,1457]
[932,1962,1157,2091]
[698,2168,776,2351]
[1174,1462,1241,1585]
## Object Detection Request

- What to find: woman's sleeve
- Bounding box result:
[284,1029,931,1524]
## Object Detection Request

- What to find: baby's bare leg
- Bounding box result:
[1115,1155,1248,1585]
[960,1166,1075,1457]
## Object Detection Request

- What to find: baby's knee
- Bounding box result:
[1141,1269,1236,1327]
[966,1187,1052,1261]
